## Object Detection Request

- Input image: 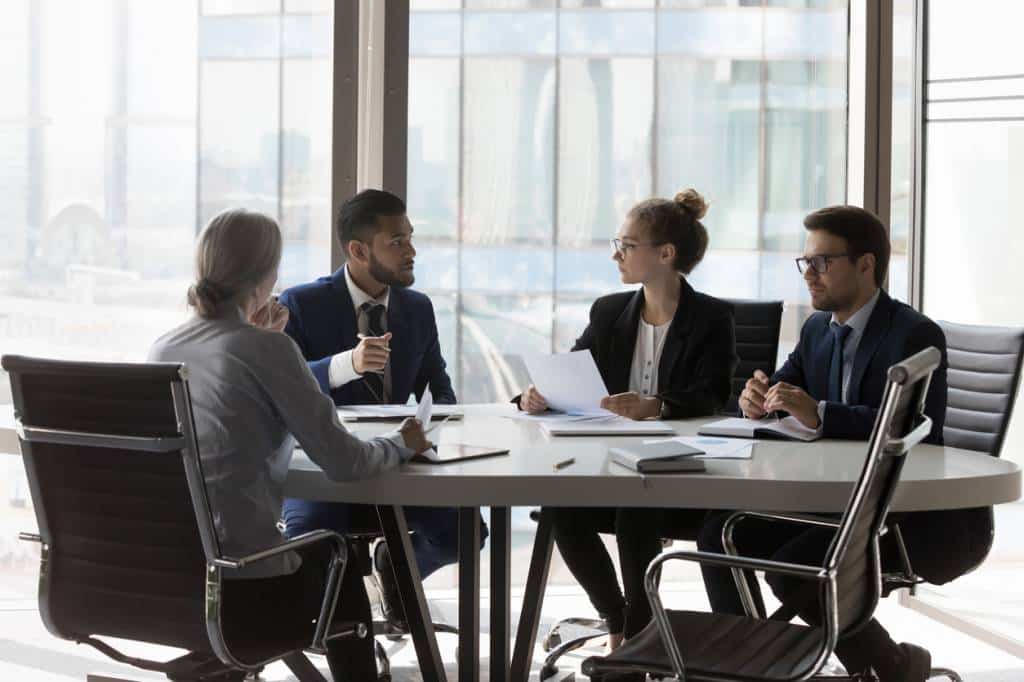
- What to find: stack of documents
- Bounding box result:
[698,416,820,442]
[540,416,675,437]
[337,404,464,421]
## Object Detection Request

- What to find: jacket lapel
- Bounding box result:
[386,289,410,403]
[608,288,644,394]
[847,291,894,405]
[330,267,360,352]
[657,277,695,393]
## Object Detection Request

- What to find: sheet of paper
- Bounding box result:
[337,404,463,420]
[645,435,754,459]
[416,386,433,426]
[522,351,611,415]
[503,411,614,424]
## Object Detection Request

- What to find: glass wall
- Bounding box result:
[0,0,332,601]
[916,0,1024,649]
[407,0,850,405]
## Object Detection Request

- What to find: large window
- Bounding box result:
[913,0,1024,650]
[0,0,332,601]
[407,0,850,405]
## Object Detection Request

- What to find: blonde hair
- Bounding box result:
[187,209,282,318]
[628,188,710,274]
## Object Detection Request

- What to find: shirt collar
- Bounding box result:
[832,288,880,335]
[344,264,390,312]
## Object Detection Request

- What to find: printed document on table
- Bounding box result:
[645,435,754,459]
[522,350,611,415]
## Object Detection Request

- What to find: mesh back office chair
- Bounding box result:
[726,299,785,414]
[537,299,785,679]
[3,355,363,682]
[582,347,942,682]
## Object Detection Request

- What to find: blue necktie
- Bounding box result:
[361,302,388,403]
[828,322,852,404]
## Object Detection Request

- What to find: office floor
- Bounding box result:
[1,579,1023,682]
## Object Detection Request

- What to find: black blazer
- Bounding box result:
[773,289,947,442]
[571,278,737,419]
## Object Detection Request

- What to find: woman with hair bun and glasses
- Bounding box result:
[517,190,737,663]
[150,209,432,681]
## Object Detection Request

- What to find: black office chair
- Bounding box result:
[877,321,1024,682]
[582,347,942,682]
[3,355,365,682]
[536,299,784,679]
[724,299,784,414]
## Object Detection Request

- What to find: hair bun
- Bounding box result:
[674,188,708,220]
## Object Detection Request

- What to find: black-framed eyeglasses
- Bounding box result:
[795,253,850,275]
[610,238,663,255]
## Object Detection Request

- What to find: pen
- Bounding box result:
[553,457,575,471]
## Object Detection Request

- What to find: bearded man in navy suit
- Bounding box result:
[278,189,484,629]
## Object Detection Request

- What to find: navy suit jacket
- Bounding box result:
[773,290,948,443]
[279,268,456,406]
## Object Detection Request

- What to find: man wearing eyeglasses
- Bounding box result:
[698,206,989,682]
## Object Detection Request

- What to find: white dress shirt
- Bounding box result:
[149,308,410,578]
[629,317,672,397]
[328,265,392,393]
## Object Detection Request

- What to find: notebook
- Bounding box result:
[540,417,676,437]
[697,416,820,442]
[409,443,509,465]
[609,440,706,473]
[337,404,464,422]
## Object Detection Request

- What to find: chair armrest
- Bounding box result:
[646,548,829,585]
[724,511,840,537]
[883,415,932,454]
[211,529,346,570]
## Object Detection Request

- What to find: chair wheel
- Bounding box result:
[539,662,558,680]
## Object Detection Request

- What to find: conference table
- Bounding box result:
[287,403,1020,682]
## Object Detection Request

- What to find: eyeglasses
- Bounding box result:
[795,253,850,275]
[610,238,663,256]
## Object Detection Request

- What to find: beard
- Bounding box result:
[369,252,415,288]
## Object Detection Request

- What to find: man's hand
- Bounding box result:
[399,417,433,454]
[249,299,289,332]
[520,384,549,414]
[353,332,392,375]
[763,382,821,429]
[739,370,770,419]
[600,392,662,420]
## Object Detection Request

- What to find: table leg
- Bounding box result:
[510,507,554,682]
[376,504,447,682]
[490,507,511,682]
[458,507,481,682]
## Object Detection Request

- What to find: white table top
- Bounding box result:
[286,403,1022,513]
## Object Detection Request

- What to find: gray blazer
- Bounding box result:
[149,309,411,578]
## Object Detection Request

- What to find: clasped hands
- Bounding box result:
[520,385,661,421]
[739,370,820,429]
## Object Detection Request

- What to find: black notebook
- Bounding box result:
[409,443,509,465]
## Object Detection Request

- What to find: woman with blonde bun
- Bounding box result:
[517,190,737,662]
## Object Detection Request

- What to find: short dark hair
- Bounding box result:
[803,205,890,287]
[336,189,406,245]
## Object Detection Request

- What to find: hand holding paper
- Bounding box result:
[523,351,611,415]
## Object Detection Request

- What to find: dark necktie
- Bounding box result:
[360,302,388,403]
[828,322,853,404]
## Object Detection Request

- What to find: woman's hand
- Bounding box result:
[600,392,662,420]
[250,298,289,332]
[520,384,549,414]
[399,418,433,454]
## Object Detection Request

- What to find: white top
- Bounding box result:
[328,265,392,391]
[286,404,1021,512]
[149,309,410,578]
[629,317,671,397]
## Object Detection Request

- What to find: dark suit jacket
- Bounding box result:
[279,268,456,406]
[776,290,988,585]
[773,290,948,443]
[571,278,737,419]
